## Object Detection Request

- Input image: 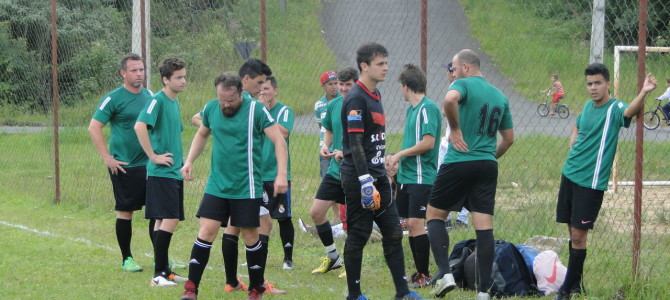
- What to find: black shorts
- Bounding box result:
[396,184,431,219]
[262,181,292,220]
[556,175,604,230]
[109,166,146,211]
[315,174,346,204]
[429,160,498,215]
[145,176,185,220]
[197,193,261,228]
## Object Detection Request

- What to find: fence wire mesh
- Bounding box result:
[1,0,669,298]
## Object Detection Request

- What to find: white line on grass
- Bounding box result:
[0,220,116,252]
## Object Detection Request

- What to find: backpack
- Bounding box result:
[449,239,541,297]
[515,244,540,275]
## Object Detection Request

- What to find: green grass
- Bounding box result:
[460,0,670,114]
[2,129,669,299]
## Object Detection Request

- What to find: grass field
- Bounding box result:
[2,127,669,299]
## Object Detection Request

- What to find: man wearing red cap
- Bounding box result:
[315,70,340,178]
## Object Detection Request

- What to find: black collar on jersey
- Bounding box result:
[356,80,381,101]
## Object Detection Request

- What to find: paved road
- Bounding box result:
[290,0,670,141]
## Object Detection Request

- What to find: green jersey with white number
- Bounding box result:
[136,91,184,180]
[202,95,275,199]
[261,101,294,181]
[443,76,513,164]
[398,97,442,185]
[322,96,344,180]
[563,98,630,191]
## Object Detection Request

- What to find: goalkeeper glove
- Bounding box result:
[359,174,380,210]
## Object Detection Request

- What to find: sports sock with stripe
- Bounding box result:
[188,238,212,288]
[246,239,267,292]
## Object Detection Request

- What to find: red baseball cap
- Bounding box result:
[320,71,337,85]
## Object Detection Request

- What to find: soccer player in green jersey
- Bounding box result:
[257,76,297,270]
[218,59,280,295]
[426,49,514,300]
[315,70,340,177]
[88,53,153,272]
[554,64,656,300]
[134,57,188,287]
[386,64,442,288]
[309,67,358,275]
[179,73,288,300]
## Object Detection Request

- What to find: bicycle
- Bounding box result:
[642,99,669,130]
[536,90,570,119]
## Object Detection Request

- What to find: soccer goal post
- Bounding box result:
[610,45,670,192]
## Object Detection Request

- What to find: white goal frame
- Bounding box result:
[610,45,670,192]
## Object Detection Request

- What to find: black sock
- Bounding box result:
[475,229,494,293]
[246,239,267,292]
[278,218,294,261]
[316,221,335,248]
[115,218,132,261]
[427,219,451,276]
[222,234,239,286]
[413,234,431,275]
[188,238,212,288]
[154,230,173,275]
[561,246,587,293]
[148,219,156,247]
[408,236,416,266]
[259,234,269,269]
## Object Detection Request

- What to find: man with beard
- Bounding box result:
[179,72,287,300]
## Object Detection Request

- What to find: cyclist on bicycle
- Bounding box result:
[549,74,565,116]
[656,78,670,123]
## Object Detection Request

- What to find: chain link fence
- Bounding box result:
[1,0,669,298]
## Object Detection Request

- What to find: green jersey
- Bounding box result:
[314,94,339,147]
[261,101,294,181]
[563,99,630,191]
[136,91,184,180]
[443,76,513,164]
[202,96,275,199]
[322,96,344,180]
[398,97,442,185]
[92,86,152,167]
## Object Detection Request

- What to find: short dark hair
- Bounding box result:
[239,58,272,79]
[584,63,610,81]
[120,53,143,71]
[266,75,278,88]
[337,67,359,82]
[399,64,426,93]
[159,57,186,84]
[456,49,480,68]
[214,72,242,93]
[356,43,388,72]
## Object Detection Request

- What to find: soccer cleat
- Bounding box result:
[150,273,177,287]
[224,277,248,293]
[248,288,264,300]
[311,256,344,274]
[351,294,368,300]
[430,273,456,298]
[282,260,293,270]
[168,272,187,283]
[264,281,287,295]
[121,257,143,272]
[409,272,431,288]
[180,280,197,300]
[396,291,424,300]
[476,292,490,300]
